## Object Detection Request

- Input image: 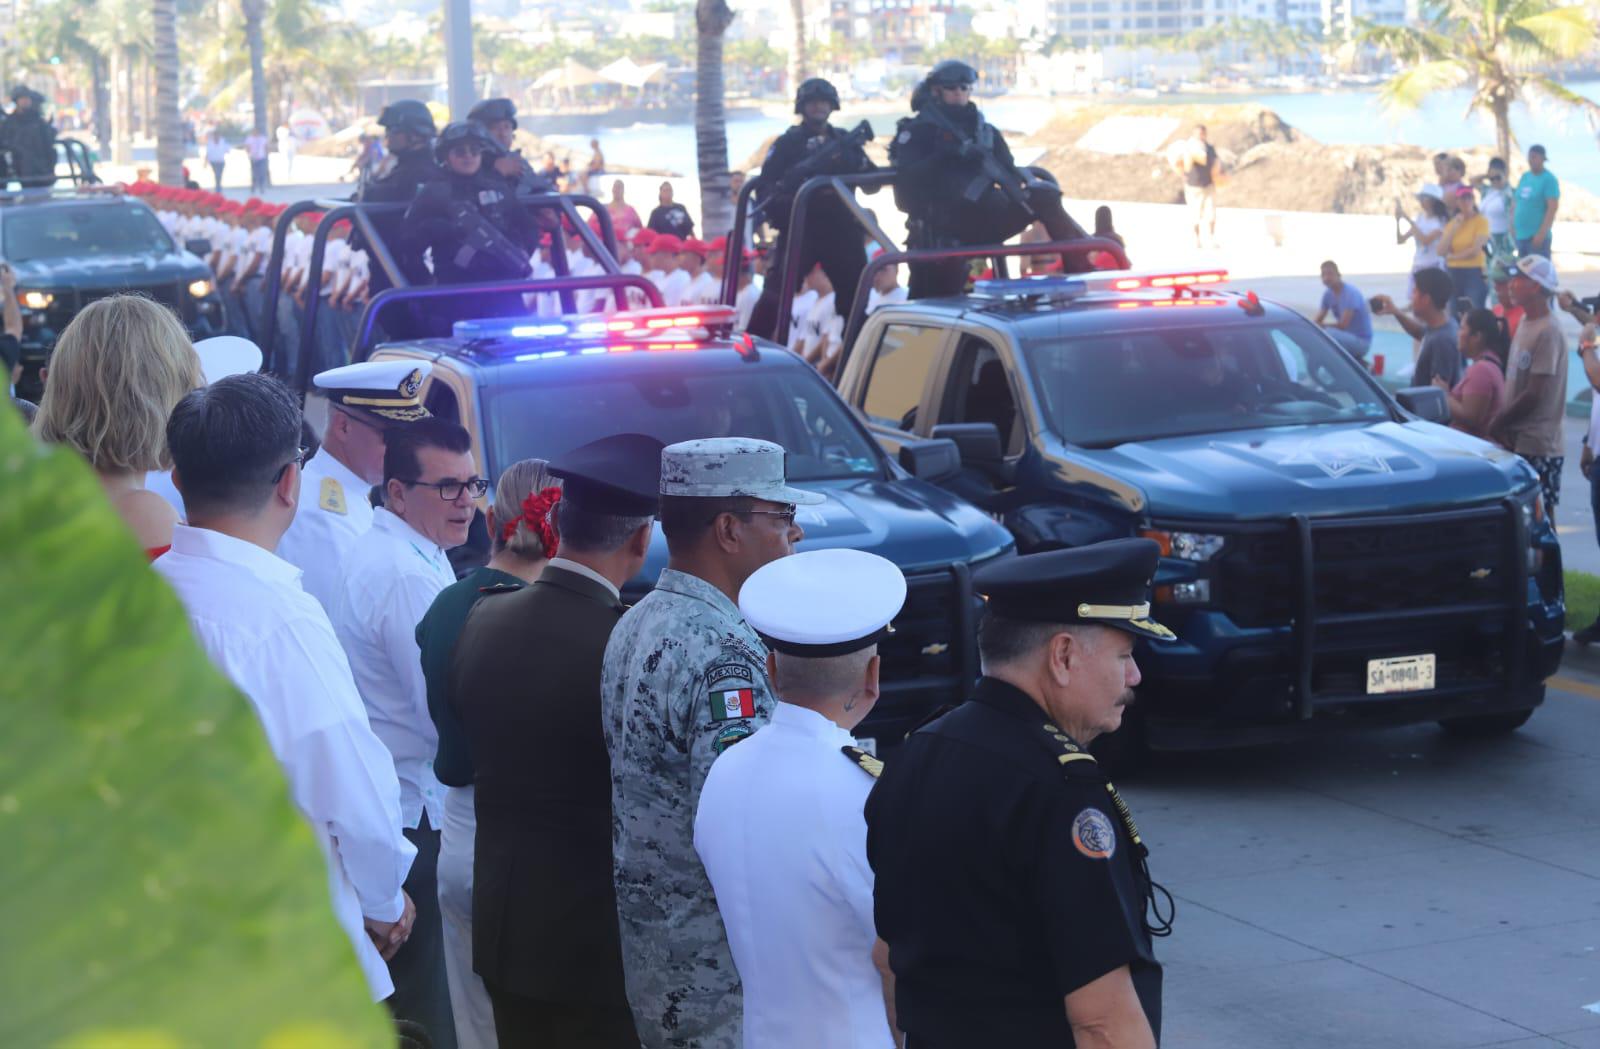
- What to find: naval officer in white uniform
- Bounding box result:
[277,359,432,613]
[694,547,907,1049]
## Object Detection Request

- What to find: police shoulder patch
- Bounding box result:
[319,476,347,515]
[842,745,883,779]
[712,723,752,755]
[1072,807,1117,860]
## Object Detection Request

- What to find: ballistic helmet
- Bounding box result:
[467,98,518,130]
[434,120,500,163]
[794,78,840,115]
[377,99,437,140]
[926,60,979,87]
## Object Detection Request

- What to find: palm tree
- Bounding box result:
[1360,0,1600,163]
[19,0,113,148]
[241,0,267,135]
[695,0,736,237]
[788,0,807,94]
[151,0,182,185]
[82,0,150,165]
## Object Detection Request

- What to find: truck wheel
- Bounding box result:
[1437,709,1535,737]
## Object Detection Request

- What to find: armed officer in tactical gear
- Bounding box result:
[890,61,1087,299]
[356,99,441,291]
[466,97,558,199]
[746,77,876,344]
[402,121,541,333]
[0,87,56,187]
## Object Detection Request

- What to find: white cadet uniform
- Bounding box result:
[735,280,762,331]
[329,507,453,831]
[867,285,907,313]
[658,267,691,307]
[685,269,720,306]
[695,547,906,1049]
[277,448,373,614]
[156,525,415,1001]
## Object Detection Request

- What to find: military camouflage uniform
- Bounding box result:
[600,437,822,1048]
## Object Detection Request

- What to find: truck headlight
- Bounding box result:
[1143,528,1225,562]
[19,290,53,310]
[187,279,214,299]
[1170,580,1211,604]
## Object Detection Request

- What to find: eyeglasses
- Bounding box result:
[939,84,973,93]
[274,446,309,483]
[402,477,491,501]
[736,503,799,526]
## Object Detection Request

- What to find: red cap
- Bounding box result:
[652,234,683,254]
[708,235,729,254]
[632,229,656,248]
[681,238,709,257]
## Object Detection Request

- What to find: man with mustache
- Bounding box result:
[865,538,1177,1049]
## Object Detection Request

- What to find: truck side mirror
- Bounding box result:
[930,422,1013,483]
[898,438,961,481]
[185,238,212,256]
[1395,386,1450,425]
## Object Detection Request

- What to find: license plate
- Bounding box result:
[1366,654,1436,695]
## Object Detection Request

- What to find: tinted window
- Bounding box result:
[2,204,173,261]
[1022,321,1391,447]
[862,323,944,431]
[482,364,883,483]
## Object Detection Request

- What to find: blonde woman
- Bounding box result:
[32,295,202,558]
[414,457,561,1049]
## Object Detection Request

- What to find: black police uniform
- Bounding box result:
[467,98,558,200]
[890,62,1085,298]
[356,101,442,291]
[746,78,876,343]
[864,539,1175,1048]
[0,91,56,188]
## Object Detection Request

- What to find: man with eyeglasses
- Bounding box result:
[278,360,434,614]
[331,416,484,1048]
[154,373,417,1007]
[601,437,814,1047]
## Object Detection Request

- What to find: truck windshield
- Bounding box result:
[3,204,174,262]
[1022,321,1393,446]
[482,363,885,482]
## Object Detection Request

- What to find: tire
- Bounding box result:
[1438,708,1535,737]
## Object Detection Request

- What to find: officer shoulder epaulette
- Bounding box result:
[318,476,347,515]
[842,744,884,779]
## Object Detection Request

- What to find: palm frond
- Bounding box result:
[1357,19,1456,62]
[1377,59,1469,110]
[1523,73,1600,116]
[1510,6,1599,58]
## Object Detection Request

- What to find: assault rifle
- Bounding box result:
[413,184,534,281]
[917,105,1036,219]
[751,120,875,225]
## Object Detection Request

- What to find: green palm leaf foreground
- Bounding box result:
[1360,0,1599,162]
[0,403,391,1049]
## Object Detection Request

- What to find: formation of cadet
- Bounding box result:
[0,85,57,187]
[745,78,876,343]
[888,60,1088,297]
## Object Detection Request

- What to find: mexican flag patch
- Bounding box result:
[711,687,755,721]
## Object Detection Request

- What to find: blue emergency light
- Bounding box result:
[971,276,1087,299]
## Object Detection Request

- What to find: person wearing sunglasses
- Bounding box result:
[330,416,484,1046]
[1474,157,1517,275]
[157,372,418,1006]
[278,359,433,615]
[602,436,815,1047]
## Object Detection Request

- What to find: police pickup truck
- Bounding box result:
[351,283,1014,748]
[832,262,1565,748]
[4,185,225,400]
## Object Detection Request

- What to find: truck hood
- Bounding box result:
[631,474,1014,588]
[11,251,208,289]
[1073,421,1538,520]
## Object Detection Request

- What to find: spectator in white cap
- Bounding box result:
[601,436,816,1047]
[145,335,264,515]
[1491,254,1568,513]
[696,548,907,1049]
[277,359,432,613]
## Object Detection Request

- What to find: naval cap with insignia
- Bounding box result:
[973,538,1177,642]
[739,548,907,656]
[660,437,825,505]
[548,433,666,516]
[313,360,433,423]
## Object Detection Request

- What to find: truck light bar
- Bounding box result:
[971,276,1087,299]
[1096,268,1230,292]
[454,304,740,344]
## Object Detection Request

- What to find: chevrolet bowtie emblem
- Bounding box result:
[921,642,950,656]
[1469,568,1493,580]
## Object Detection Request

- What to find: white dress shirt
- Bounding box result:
[276,448,375,616]
[694,702,894,1049]
[155,525,415,1001]
[330,507,453,830]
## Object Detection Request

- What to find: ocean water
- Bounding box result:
[542,82,1600,193]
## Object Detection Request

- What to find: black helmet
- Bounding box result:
[377,99,437,140]
[467,97,518,130]
[926,60,979,88]
[10,85,43,105]
[794,78,840,116]
[434,120,500,164]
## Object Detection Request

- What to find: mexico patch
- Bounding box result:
[711,687,755,721]
[1072,808,1117,860]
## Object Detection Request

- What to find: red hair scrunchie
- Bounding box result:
[502,486,561,558]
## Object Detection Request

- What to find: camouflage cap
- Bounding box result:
[660,437,825,505]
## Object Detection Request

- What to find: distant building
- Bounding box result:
[1047,0,1273,51]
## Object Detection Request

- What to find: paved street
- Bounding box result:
[1129,652,1600,1048]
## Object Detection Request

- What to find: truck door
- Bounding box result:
[852,320,953,461]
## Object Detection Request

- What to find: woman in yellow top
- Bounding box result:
[1443,184,1490,310]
